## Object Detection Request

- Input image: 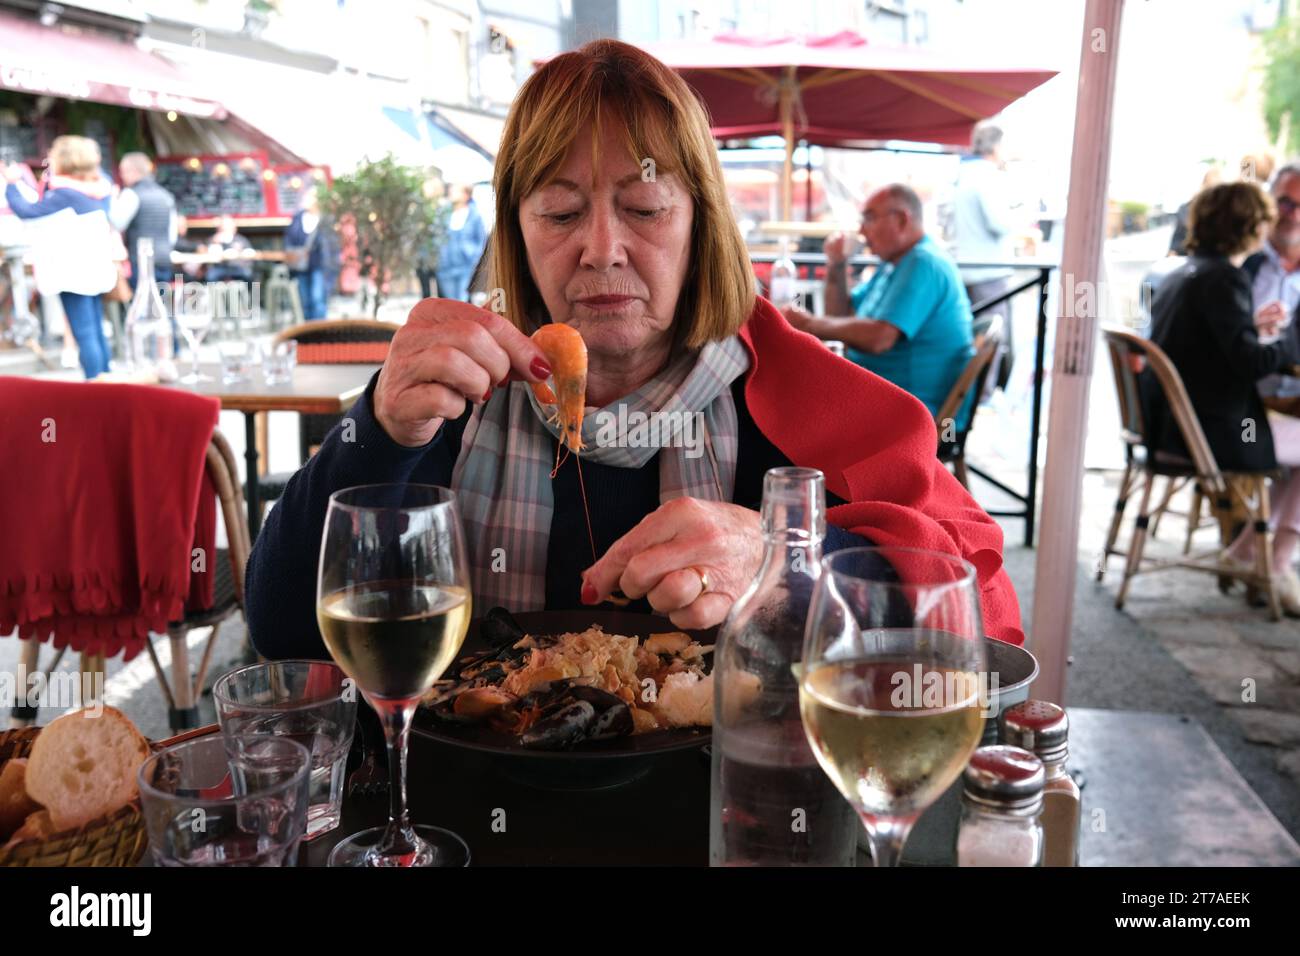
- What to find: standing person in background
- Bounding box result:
[3,136,117,379]
[951,121,1019,388]
[436,184,486,301]
[286,188,340,320]
[111,152,176,290]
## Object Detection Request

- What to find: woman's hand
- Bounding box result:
[373,297,552,447]
[581,497,764,630]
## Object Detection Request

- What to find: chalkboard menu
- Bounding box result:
[273,166,329,216]
[156,153,272,218]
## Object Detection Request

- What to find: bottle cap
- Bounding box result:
[999,700,1069,765]
[962,745,1044,814]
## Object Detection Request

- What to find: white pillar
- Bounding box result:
[1029,0,1125,704]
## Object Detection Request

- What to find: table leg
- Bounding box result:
[245,411,261,538]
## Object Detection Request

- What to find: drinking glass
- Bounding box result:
[263,339,297,385]
[219,340,253,384]
[317,484,472,867]
[213,659,356,839]
[138,734,312,866]
[799,546,988,867]
[176,284,213,383]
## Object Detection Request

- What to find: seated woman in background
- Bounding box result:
[1141,181,1300,611]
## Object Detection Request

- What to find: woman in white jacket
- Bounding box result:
[4,136,117,379]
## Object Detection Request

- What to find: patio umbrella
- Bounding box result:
[644,31,1056,219]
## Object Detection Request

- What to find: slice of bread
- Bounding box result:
[0,758,42,840]
[24,707,150,831]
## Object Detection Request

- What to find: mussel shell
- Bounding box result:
[568,684,627,712]
[588,701,633,740]
[520,700,596,749]
[481,606,526,648]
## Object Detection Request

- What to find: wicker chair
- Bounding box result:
[10,429,252,734]
[935,314,1002,489]
[1097,328,1281,619]
[253,319,400,512]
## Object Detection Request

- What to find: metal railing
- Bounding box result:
[750,251,1058,547]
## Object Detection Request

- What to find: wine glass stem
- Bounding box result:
[372,696,420,859]
[861,813,917,868]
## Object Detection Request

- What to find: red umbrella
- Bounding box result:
[644,31,1057,219]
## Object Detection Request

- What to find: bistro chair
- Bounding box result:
[935,314,1003,489]
[263,264,305,332]
[8,428,252,734]
[252,318,400,515]
[1097,328,1281,619]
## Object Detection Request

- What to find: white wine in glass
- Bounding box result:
[800,548,988,867]
[316,484,472,867]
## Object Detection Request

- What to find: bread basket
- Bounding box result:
[0,724,217,867]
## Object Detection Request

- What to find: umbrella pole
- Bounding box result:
[1030,0,1125,704]
[781,65,795,223]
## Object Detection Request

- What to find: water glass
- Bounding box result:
[263,339,297,386]
[138,734,312,866]
[219,340,254,384]
[213,660,356,839]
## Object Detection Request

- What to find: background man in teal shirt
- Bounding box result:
[785,183,976,428]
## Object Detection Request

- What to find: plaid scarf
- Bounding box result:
[451,335,750,610]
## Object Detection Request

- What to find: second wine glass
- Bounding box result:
[799,546,988,867]
[316,483,472,867]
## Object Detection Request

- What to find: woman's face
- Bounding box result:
[518,122,694,362]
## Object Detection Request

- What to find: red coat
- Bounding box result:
[738,296,1024,645]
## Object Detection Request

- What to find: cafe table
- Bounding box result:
[292,707,1300,867]
[34,363,380,537]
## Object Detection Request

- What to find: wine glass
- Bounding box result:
[799,546,988,867]
[316,484,472,867]
[175,281,213,383]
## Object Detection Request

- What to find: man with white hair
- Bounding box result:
[110,152,177,290]
[784,183,975,426]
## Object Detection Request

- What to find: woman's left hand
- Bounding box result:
[581,497,764,630]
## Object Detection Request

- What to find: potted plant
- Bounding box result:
[318,154,449,316]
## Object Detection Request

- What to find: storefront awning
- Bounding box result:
[0,11,225,119]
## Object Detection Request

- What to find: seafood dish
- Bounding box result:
[422,607,714,750]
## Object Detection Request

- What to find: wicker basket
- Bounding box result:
[0,726,148,867]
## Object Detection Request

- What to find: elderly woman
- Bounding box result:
[245,40,1022,656]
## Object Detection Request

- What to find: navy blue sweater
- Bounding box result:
[244,374,867,659]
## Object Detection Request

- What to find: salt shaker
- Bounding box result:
[957,745,1044,867]
[999,700,1081,867]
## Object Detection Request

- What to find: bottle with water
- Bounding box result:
[768,236,798,310]
[124,238,176,380]
[709,467,859,866]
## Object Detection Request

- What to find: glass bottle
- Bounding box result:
[709,466,858,866]
[768,236,798,310]
[999,700,1080,867]
[956,745,1045,867]
[124,237,176,379]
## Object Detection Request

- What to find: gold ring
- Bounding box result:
[693,567,711,593]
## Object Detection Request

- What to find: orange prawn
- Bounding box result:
[530,323,588,462]
[529,322,627,606]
